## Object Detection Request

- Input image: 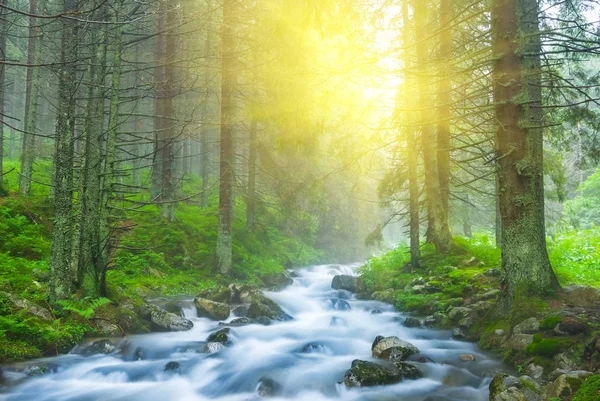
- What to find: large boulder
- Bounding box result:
[372,336,419,361]
[489,374,538,401]
[194,298,230,321]
[139,304,193,331]
[544,371,593,399]
[247,295,292,321]
[260,271,293,290]
[343,360,401,387]
[2,292,53,321]
[563,285,600,309]
[197,286,233,304]
[331,275,365,293]
[343,359,421,387]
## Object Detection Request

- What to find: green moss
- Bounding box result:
[573,375,600,401]
[540,316,563,330]
[525,338,572,357]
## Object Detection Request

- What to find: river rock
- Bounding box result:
[203,342,225,354]
[194,298,230,321]
[164,361,181,373]
[563,285,600,308]
[141,305,194,331]
[257,377,282,397]
[553,316,590,336]
[329,298,351,311]
[260,271,293,290]
[513,318,540,335]
[392,362,423,379]
[553,352,576,370]
[524,364,543,381]
[506,334,534,351]
[447,307,472,323]
[343,360,401,387]
[197,286,232,304]
[403,317,421,328]
[489,374,537,401]
[206,328,236,345]
[72,339,116,356]
[247,295,292,321]
[544,371,593,399]
[452,328,467,340]
[229,317,253,325]
[372,336,419,361]
[331,275,358,292]
[232,304,249,317]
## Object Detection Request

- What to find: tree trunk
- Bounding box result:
[19,0,42,196]
[50,0,79,301]
[402,0,420,267]
[491,0,559,301]
[217,0,235,275]
[99,0,124,295]
[0,0,7,196]
[414,0,451,253]
[437,0,452,216]
[200,0,212,208]
[246,119,257,232]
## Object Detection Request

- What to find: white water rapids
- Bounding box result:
[0,263,507,401]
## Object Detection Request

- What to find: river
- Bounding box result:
[0,263,507,401]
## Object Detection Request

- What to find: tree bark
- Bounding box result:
[217,0,235,275]
[50,0,79,301]
[402,0,420,267]
[437,0,452,216]
[0,0,7,196]
[200,0,213,208]
[491,0,559,301]
[19,0,42,196]
[246,119,257,232]
[414,0,451,253]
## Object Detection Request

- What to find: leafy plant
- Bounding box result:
[56,297,112,319]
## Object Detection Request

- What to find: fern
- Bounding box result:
[57,297,111,319]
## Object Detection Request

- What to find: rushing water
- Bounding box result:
[0,264,506,401]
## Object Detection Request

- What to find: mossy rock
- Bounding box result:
[525,337,574,357]
[197,286,232,304]
[540,316,563,331]
[343,360,401,387]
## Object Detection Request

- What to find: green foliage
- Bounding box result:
[56,297,112,319]
[548,227,600,287]
[563,169,600,229]
[573,375,600,401]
